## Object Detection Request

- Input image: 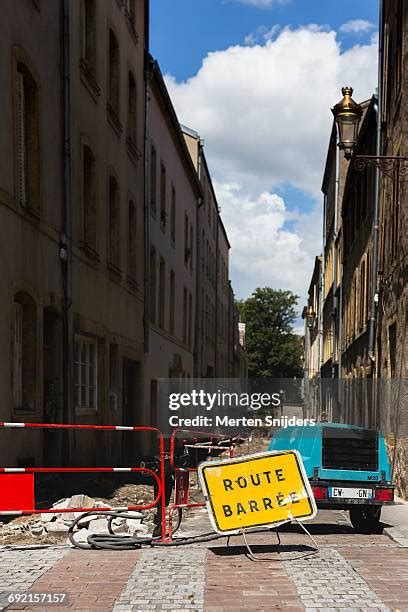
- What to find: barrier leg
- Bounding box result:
[159,436,167,542]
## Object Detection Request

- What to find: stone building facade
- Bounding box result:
[376,0,407,493]
[0,0,148,467]
[302,256,322,420]
[144,59,201,423]
[304,0,407,495]
[0,0,246,468]
[340,97,377,428]
[319,123,349,420]
[182,127,235,379]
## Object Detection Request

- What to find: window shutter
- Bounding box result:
[381,23,389,124]
[17,71,27,207]
[13,302,23,407]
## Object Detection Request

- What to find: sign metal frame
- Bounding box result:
[198,449,317,535]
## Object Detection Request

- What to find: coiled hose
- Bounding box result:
[67,509,226,550]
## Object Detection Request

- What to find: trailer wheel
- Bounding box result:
[349,506,382,534]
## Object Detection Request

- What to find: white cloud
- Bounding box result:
[340,19,375,34]
[214,183,321,307]
[164,25,378,303]
[244,24,281,45]
[233,0,290,7]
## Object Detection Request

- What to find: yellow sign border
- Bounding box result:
[198,449,317,535]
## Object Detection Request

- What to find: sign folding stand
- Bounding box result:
[238,520,320,562]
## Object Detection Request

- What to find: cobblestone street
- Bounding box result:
[1,508,408,611]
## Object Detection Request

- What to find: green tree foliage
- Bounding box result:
[239,288,302,378]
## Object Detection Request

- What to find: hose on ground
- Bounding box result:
[67,509,183,550]
[67,511,295,550]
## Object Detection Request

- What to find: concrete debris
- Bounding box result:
[1,494,148,544]
[46,520,69,534]
[30,524,45,537]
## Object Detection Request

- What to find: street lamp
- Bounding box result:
[305,305,316,329]
[331,87,363,160]
[332,86,408,178]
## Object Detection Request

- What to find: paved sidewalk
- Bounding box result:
[382,497,408,547]
[1,509,408,611]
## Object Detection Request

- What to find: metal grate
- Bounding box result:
[322,427,378,471]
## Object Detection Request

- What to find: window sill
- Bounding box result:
[74,409,98,417]
[80,241,100,261]
[106,103,123,137]
[79,59,101,102]
[126,275,139,291]
[21,202,41,220]
[126,135,142,164]
[125,16,139,44]
[14,406,36,416]
[107,260,122,277]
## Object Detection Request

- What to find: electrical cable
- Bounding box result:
[68,510,320,561]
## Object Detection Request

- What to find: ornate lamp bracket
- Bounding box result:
[354,156,408,181]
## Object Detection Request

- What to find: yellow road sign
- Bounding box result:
[198,450,316,534]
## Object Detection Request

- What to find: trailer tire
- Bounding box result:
[349,506,382,534]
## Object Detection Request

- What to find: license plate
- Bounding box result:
[329,487,373,499]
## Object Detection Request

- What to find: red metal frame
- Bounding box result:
[0,422,168,542]
[168,429,235,538]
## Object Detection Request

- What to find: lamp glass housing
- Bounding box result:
[331,87,363,160]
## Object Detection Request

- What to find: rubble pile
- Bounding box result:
[0,494,150,546]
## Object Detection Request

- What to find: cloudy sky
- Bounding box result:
[150,0,379,315]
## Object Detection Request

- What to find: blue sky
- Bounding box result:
[149,0,379,315]
[150,0,379,81]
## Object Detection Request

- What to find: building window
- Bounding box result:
[127,199,137,280]
[13,293,37,413]
[188,292,192,348]
[149,245,156,324]
[183,287,188,344]
[169,270,175,335]
[108,175,120,269]
[74,335,98,413]
[150,144,157,216]
[83,144,97,252]
[127,71,137,144]
[108,29,120,115]
[391,167,400,262]
[201,230,205,270]
[158,257,165,329]
[359,261,365,330]
[395,0,403,97]
[81,0,96,73]
[184,213,189,266]
[170,185,176,244]
[389,322,397,378]
[16,63,41,212]
[189,225,193,272]
[160,162,166,229]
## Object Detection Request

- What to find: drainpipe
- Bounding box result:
[61,0,72,461]
[143,10,151,354]
[333,127,344,419]
[193,142,203,377]
[368,0,383,365]
[332,130,340,385]
[214,210,219,376]
[319,195,327,410]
